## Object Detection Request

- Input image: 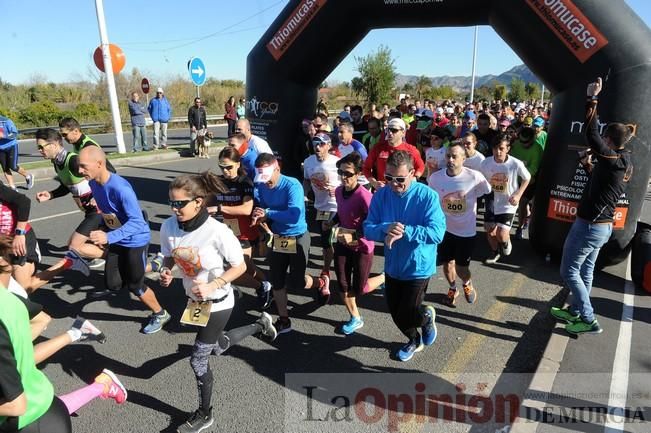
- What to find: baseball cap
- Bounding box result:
[499,118,511,127]
[435,107,444,114]
[524,116,534,127]
[156,87,164,93]
[421,109,434,119]
[387,118,406,131]
[253,164,275,183]
[338,111,352,122]
[463,111,476,121]
[533,117,545,128]
[312,132,331,147]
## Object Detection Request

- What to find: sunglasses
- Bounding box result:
[384,174,409,184]
[219,164,235,170]
[337,169,356,178]
[387,127,402,134]
[168,198,196,209]
[37,142,53,151]
[313,141,329,147]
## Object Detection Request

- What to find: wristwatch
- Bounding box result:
[15,228,27,236]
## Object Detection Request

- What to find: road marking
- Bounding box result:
[29,210,81,223]
[604,258,634,433]
[440,272,527,381]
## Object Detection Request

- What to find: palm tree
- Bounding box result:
[415,75,432,100]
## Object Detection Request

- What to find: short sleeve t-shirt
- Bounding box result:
[303,154,340,212]
[425,146,447,174]
[160,217,244,312]
[480,155,531,215]
[464,152,485,172]
[213,175,258,241]
[428,167,491,237]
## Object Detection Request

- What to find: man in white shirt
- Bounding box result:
[236,119,273,155]
[429,142,491,306]
[479,135,531,264]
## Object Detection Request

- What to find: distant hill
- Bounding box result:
[396,64,541,91]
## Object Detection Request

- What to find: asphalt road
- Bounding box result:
[19,155,643,433]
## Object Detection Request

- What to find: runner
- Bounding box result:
[303,133,340,304]
[227,133,258,184]
[77,145,170,334]
[424,127,448,177]
[428,142,491,306]
[251,153,325,333]
[331,152,385,334]
[479,135,531,264]
[58,117,116,173]
[206,146,272,310]
[0,114,34,190]
[157,172,277,433]
[34,128,105,268]
[364,151,445,361]
[461,132,485,171]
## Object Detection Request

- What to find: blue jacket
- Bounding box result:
[256,175,307,236]
[147,96,172,122]
[364,181,446,280]
[0,116,18,150]
[128,100,147,126]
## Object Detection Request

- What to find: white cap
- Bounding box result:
[253,165,275,183]
[156,87,164,93]
[387,118,406,131]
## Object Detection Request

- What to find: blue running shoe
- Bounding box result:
[341,316,364,335]
[421,305,438,346]
[397,335,424,362]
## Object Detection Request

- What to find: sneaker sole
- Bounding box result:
[342,322,364,335]
[259,312,278,341]
[277,326,292,334]
[465,289,477,304]
[565,327,603,335]
[177,418,214,433]
[398,344,424,362]
[100,369,127,404]
[88,260,106,269]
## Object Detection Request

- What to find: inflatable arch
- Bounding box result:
[246,0,651,263]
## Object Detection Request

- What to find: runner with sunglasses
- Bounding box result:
[332,152,385,334]
[205,146,272,310]
[158,172,277,433]
[58,118,116,173]
[303,133,340,305]
[364,150,445,362]
[77,145,170,334]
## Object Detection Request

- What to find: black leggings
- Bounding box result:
[384,275,430,341]
[190,307,262,413]
[4,397,71,433]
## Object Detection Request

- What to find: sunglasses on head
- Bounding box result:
[384,174,409,184]
[337,169,356,178]
[168,198,196,209]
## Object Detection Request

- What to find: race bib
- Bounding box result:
[333,226,358,245]
[490,173,509,195]
[443,194,467,215]
[102,213,122,229]
[273,235,297,254]
[316,210,332,221]
[223,218,241,236]
[180,299,212,327]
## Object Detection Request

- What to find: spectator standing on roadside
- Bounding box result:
[188,97,207,157]
[224,96,238,137]
[236,97,246,119]
[128,92,149,153]
[148,87,171,150]
[0,115,34,190]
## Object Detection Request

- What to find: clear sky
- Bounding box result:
[1,0,649,86]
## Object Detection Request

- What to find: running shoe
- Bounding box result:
[515,227,524,240]
[502,241,513,256]
[317,273,330,306]
[463,282,477,304]
[72,317,107,344]
[565,319,603,335]
[550,306,581,323]
[445,288,459,307]
[274,317,292,335]
[63,250,91,277]
[257,281,273,310]
[149,252,164,273]
[257,312,277,341]
[396,335,424,362]
[142,310,171,334]
[484,251,501,264]
[94,369,127,404]
[341,316,364,335]
[87,258,106,269]
[421,306,438,346]
[177,408,214,433]
[25,174,35,190]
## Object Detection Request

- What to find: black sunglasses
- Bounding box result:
[384,174,409,184]
[337,169,356,178]
[387,127,402,134]
[169,198,196,209]
[219,164,235,170]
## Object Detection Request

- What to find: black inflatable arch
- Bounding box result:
[246,0,651,262]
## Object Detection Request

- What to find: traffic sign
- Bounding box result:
[188,57,206,86]
[141,78,150,94]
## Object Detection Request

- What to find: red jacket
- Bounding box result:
[363,141,425,181]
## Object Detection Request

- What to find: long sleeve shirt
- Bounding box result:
[256,175,307,236]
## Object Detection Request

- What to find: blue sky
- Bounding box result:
[1,0,649,85]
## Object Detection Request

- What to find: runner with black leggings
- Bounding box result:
[158,172,276,433]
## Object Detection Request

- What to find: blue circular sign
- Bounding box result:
[188,57,206,86]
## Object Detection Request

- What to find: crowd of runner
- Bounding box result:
[2,78,630,433]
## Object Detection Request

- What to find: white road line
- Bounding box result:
[29,210,81,223]
[604,257,635,433]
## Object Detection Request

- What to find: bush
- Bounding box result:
[18,100,62,126]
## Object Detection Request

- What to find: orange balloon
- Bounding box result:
[93,44,126,74]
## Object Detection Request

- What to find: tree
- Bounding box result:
[353,45,396,104]
[525,82,541,101]
[509,78,527,103]
[414,75,431,100]
[402,82,414,94]
[350,77,364,98]
[494,84,508,101]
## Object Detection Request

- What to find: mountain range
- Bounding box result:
[397,64,541,91]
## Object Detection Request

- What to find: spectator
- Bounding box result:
[128,92,149,152]
[236,97,246,119]
[147,87,171,149]
[224,96,238,137]
[0,115,34,190]
[188,97,207,157]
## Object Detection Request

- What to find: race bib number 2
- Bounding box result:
[180,300,213,327]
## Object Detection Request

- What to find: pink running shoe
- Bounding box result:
[94,369,127,404]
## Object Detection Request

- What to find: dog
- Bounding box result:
[196,129,213,159]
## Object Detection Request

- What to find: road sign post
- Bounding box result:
[188,57,206,98]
